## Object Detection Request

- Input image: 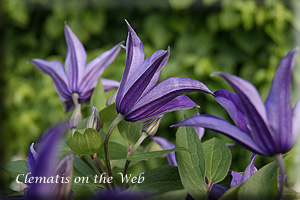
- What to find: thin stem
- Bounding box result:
[91,153,110,190]
[103,113,124,186]
[127,132,148,159]
[122,132,148,189]
[206,182,213,200]
[80,155,99,176]
[122,159,131,189]
[275,154,285,200]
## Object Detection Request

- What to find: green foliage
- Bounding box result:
[138,165,183,193]
[90,78,106,111]
[1,160,29,183]
[202,138,232,184]
[118,120,143,146]
[70,128,103,155]
[175,126,206,199]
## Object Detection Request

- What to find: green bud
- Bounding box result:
[142,116,163,137]
[106,91,117,106]
[69,104,82,130]
[86,104,100,132]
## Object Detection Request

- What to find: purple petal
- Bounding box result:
[102,78,120,92]
[128,96,198,122]
[64,25,87,92]
[125,77,213,121]
[116,20,144,110]
[194,108,205,140]
[293,98,300,141]
[117,49,169,114]
[210,184,228,199]
[172,115,267,155]
[27,143,38,174]
[214,89,250,135]
[79,43,121,94]
[28,122,68,198]
[213,72,276,155]
[241,154,257,183]
[265,48,298,152]
[230,171,243,188]
[31,59,70,100]
[152,136,177,166]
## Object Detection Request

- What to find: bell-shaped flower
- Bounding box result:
[26,122,74,199]
[172,49,300,156]
[32,25,121,112]
[115,20,213,122]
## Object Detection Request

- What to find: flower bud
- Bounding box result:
[142,116,163,137]
[69,104,82,130]
[106,91,117,106]
[86,104,100,132]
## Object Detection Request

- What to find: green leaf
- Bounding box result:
[1,160,29,183]
[219,184,242,200]
[202,138,231,184]
[90,78,106,111]
[118,120,143,145]
[237,160,278,200]
[99,104,118,132]
[73,156,96,177]
[130,147,188,162]
[98,141,127,160]
[70,128,103,155]
[175,126,206,199]
[138,165,183,193]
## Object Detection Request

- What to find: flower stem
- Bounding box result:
[103,113,124,187]
[275,154,285,200]
[122,132,148,189]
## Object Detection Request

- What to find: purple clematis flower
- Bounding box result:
[230,154,257,188]
[32,25,121,112]
[26,122,74,199]
[172,49,300,156]
[115,20,213,122]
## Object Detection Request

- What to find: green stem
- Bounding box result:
[275,154,285,200]
[91,153,110,189]
[127,132,148,159]
[206,182,213,200]
[122,159,131,189]
[103,113,124,186]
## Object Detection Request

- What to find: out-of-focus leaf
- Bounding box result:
[1,160,29,183]
[138,165,183,193]
[97,141,127,160]
[167,0,197,10]
[90,78,106,111]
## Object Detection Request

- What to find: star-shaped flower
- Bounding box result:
[32,25,121,112]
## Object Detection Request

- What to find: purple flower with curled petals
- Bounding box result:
[32,25,121,112]
[230,154,257,188]
[115,20,213,122]
[172,48,300,156]
[26,122,74,199]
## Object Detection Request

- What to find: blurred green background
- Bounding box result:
[1,0,300,190]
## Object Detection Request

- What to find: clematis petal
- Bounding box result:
[213,72,276,155]
[171,115,266,155]
[117,49,169,114]
[64,25,87,92]
[27,143,38,175]
[265,48,298,152]
[293,98,300,141]
[116,20,144,109]
[125,77,212,121]
[31,59,70,99]
[230,171,243,188]
[101,78,120,92]
[152,136,177,166]
[126,93,198,122]
[241,154,257,183]
[214,89,250,135]
[79,43,121,93]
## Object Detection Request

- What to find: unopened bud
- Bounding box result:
[106,91,117,106]
[142,116,163,137]
[69,104,82,130]
[86,104,100,132]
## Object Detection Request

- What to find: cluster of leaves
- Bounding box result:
[1,0,300,195]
